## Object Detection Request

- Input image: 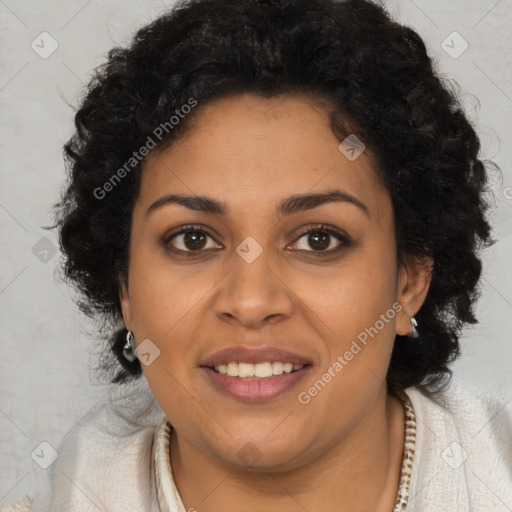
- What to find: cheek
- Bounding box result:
[305,247,398,389]
[124,255,208,403]
[312,257,397,338]
[297,272,398,427]
[127,244,207,335]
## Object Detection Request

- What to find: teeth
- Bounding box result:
[255,362,272,378]
[272,362,283,375]
[239,362,254,378]
[214,361,305,378]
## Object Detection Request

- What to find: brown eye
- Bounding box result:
[182,231,208,250]
[292,225,352,255]
[165,226,220,253]
[306,232,331,251]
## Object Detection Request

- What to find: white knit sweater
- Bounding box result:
[2,377,511,511]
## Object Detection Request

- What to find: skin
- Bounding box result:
[119,92,432,512]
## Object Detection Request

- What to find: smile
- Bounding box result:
[201,364,312,403]
[212,361,305,378]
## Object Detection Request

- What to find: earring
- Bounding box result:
[123,330,137,362]
[409,316,419,339]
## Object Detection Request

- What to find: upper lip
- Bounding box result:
[199,346,312,367]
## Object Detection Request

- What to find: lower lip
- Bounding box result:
[201,366,312,403]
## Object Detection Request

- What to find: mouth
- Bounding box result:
[199,345,313,402]
[200,361,313,403]
[206,361,309,379]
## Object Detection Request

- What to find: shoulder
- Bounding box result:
[406,378,512,445]
[0,495,32,512]
[14,379,166,511]
[404,379,512,511]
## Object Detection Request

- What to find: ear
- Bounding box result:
[396,255,433,336]
[118,273,133,331]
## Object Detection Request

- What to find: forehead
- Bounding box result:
[137,93,391,224]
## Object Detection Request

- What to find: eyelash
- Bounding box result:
[163,223,352,257]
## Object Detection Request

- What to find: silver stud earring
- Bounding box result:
[123,330,137,362]
[409,316,419,339]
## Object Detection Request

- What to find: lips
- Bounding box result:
[201,365,312,403]
[199,345,312,368]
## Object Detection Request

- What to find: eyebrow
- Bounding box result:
[146,189,370,219]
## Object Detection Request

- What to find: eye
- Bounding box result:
[164,223,352,257]
[290,224,352,255]
[165,225,221,253]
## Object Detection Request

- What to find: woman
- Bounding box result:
[4,0,511,510]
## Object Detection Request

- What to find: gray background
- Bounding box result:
[1,0,511,504]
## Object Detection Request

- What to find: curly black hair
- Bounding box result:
[50,0,498,396]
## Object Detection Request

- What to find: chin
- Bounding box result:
[205,427,310,472]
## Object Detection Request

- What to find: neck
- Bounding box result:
[169,389,405,512]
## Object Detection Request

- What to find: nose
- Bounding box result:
[212,244,295,329]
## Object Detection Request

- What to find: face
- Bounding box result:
[120,92,429,471]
